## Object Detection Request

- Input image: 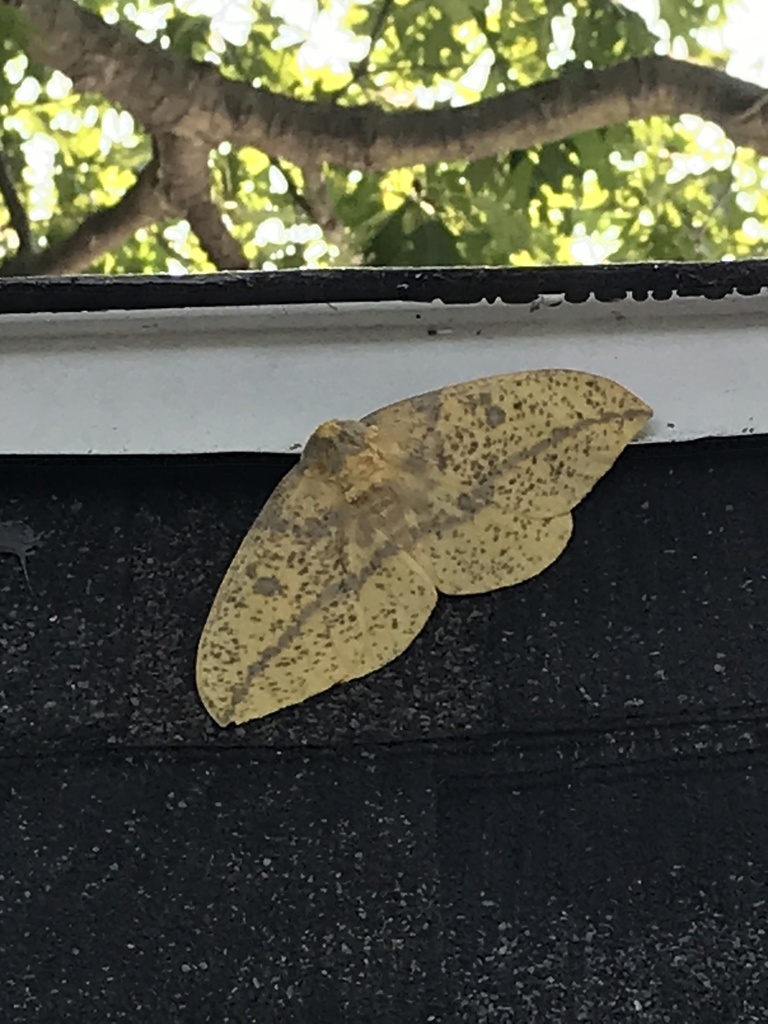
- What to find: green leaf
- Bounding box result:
[364,204,409,265]
[0,4,34,49]
[163,13,211,61]
[409,217,462,264]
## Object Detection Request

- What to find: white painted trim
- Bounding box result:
[0,291,766,454]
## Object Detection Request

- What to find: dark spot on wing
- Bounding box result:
[251,575,286,597]
[485,404,506,428]
[457,493,477,514]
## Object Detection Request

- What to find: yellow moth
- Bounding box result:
[196,369,652,726]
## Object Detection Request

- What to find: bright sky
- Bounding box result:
[621,0,768,85]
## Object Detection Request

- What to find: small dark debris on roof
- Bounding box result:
[0,520,43,588]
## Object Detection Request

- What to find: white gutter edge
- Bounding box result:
[0,291,766,454]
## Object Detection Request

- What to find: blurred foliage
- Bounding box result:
[1,0,767,273]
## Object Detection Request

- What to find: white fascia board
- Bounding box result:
[0,291,765,454]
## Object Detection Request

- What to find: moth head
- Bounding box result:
[301,419,379,475]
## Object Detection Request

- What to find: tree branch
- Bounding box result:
[186,198,248,270]
[0,141,33,264]
[270,156,344,242]
[154,134,248,270]
[226,55,768,168]
[332,0,394,98]
[5,0,768,169]
[0,132,248,275]
[271,157,315,221]
[4,0,234,140]
[301,166,345,244]
[0,153,168,276]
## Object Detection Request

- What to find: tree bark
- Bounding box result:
[0,142,33,267]
[5,0,768,163]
